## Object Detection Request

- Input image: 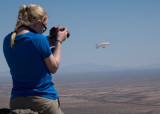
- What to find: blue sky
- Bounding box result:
[0,0,160,72]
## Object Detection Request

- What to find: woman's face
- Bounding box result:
[33,19,48,34]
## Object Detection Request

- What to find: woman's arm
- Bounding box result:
[44,25,67,74]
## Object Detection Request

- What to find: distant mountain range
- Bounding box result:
[57,63,160,73]
[1,63,160,74]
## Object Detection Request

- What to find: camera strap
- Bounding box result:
[19,25,38,33]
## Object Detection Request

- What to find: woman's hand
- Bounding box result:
[57,25,68,43]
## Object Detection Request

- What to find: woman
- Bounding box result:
[3,4,67,114]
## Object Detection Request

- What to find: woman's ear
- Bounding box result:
[36,20,41,25]
[33,19,41,27]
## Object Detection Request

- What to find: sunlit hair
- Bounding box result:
[10,4,48,47]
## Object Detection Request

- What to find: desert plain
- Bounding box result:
[0,69,160,114]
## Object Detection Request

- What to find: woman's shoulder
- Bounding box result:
[3,32,13,43]
[26,32,49,47]
[4,32,13,39]
[27,32,47,40]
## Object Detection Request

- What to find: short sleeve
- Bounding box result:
[39,36,52,59]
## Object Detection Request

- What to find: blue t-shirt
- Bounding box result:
[3,32,58,100]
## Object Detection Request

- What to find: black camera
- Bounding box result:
[48,27,70,52]
[49,27,70,39]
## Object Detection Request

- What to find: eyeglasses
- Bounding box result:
[42,23,47,33]
[32,16,47,33]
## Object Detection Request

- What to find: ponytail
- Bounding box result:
[10,5,28,47]
[10,32,16,47]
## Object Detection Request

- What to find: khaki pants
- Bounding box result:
[10,96,64,114]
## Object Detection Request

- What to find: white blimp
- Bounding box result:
[96,42,109,48]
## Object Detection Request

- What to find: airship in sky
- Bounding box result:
[96,42,109,48]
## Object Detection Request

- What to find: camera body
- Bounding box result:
[49,27,70,39]
[48,27,70,48]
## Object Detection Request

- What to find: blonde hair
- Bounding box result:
[11,4,48,47]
